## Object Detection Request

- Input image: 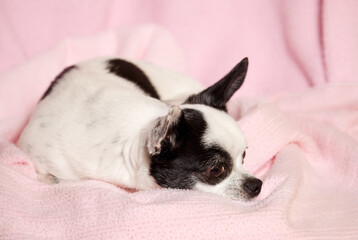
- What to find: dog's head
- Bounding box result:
[147,58,262,201]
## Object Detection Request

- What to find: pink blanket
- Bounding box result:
[1,1,358,239]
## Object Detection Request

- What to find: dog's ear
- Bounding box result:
[147,106,185,157]
[185,57,248,111]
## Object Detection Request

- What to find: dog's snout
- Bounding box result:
[243,178,262,197]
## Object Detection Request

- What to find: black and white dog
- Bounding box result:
[17,57,262,201]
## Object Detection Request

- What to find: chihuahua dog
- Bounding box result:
[17,57,262,201]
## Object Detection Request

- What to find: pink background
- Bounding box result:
[1,1,358,239]
[1,0,358,97]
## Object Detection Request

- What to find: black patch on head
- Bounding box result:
[107,59,160,99]
[149,108,233,189]
[185,91,228,112]
[41,65,77,101]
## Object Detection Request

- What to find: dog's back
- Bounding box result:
[17,58,202,188]
[17,57,262,201]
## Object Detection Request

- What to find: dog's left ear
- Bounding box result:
[185,57,248,111]
[147,106,185,157]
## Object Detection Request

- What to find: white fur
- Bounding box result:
[18,58,175,189]
[131,60,203,104]
[194,165,256,201]
[17,57,256,199]
[183,104,254,201]
[182,104,247,157]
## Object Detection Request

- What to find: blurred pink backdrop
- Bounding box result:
[1,0,357,96]
[1,2,358,239]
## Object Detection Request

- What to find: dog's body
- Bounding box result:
[17,57,262,201]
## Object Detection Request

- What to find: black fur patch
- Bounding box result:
[185,92,228,112]
[107,59,160,99]
[149,108,233,189]
[184,58,248,112]
[41,65,77,100]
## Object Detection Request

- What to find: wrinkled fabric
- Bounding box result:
[1,1,358,239]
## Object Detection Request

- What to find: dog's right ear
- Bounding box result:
[185,57,248,111]
[147,106,185,157]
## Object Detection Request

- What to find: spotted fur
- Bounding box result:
[17,57,262,201]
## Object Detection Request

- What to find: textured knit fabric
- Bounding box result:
[1,85,358,239]
[1,1,358,238]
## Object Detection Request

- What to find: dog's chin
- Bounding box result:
[224,189,259,202]
[194,182,260,202]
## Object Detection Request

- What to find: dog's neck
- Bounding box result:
[118,130,159,190]
[110,102,169,190]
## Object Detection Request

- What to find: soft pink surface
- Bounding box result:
[1,1,358,239]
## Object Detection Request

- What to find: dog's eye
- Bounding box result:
[206,165,225,178]
[242,151,246,164]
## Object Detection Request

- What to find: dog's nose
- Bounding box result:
[243,178,262,197]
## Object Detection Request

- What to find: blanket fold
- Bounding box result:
[1,2,358,236]
[1,82,358,239]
